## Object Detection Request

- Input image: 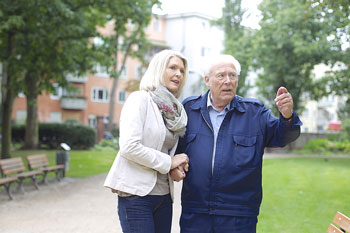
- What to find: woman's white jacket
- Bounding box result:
[104,90,178,200]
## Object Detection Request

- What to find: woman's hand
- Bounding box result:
[171,153,189,170]
[170,165,186,181]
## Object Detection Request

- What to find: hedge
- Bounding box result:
[12,123,96,149]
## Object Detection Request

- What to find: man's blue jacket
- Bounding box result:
[177,91,302,217]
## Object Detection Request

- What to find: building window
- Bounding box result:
[95,64,109,78]
[119,65,127,79]
[16,110,27,125]
[118,90,126,103]
[153,19,160,32]
[136,65,146,80]
[201,47,210,57]
[50,112,62,123]
[92,88,109,102]
[89,115,97,127]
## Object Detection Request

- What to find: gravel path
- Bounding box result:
[0,174,182,233]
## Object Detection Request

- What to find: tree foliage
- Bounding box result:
[92,0,159,130]
[0,0,158,157]
[308,0,350,100]
[216,0,253,96]
[252,0,342,115]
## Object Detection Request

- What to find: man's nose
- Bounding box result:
[223,74,231,83]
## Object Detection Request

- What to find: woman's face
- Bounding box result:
[163,56,185,96]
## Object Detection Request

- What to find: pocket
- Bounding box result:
[233,135,257,168]
[122,195,140,201]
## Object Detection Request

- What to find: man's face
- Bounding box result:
[205,62,238,108]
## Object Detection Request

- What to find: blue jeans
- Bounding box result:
[180,212,258,233]
[118,194,173,233]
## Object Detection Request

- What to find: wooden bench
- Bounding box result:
[26,154,65,184]
[0,157,43,198]
[328,211,350,233]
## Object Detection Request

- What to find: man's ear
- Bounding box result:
[204,75,210,88]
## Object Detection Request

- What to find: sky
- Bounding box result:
[153,0,263,29]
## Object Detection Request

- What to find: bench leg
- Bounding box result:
[17,178,25,194]
[41,172,49,184]
[3,183,14,200]
[31,176,39,190]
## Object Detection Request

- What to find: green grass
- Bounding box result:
[258,157,350,233]
[10,149,116,178]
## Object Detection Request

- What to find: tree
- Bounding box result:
[252,0,341,115]
[0,0,109,157]
[215,0,253,96]
[309,0,350,103]
[94,0,158,131]
[0,2,28,158]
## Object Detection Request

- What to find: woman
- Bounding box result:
[104,50,189,233]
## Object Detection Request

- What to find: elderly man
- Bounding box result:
[171,54,302,233]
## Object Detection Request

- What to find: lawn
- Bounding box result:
[258,157,350,233]
[10,149,117,178]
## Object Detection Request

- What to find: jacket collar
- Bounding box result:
[190,90,246,113]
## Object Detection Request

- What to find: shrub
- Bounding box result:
[12,123,96,149]
[94,138,119,151]
[301,138,350,154]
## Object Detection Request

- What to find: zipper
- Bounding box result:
[201,113,215,175]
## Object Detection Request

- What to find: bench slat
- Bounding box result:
[334,212,350,232]
[0,176,18,185]
[328,224,345,233]
[17,170,43,178]
[27,154,49,169]
[0,158,26,175]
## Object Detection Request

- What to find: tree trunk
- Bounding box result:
[107,38,119,131]
[1,82,14,159]
[108,75,118,131]
[108,40,132,130]
[24,73,39,149]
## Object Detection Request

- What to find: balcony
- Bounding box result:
[60,96,87,110]
[66,74,87,83]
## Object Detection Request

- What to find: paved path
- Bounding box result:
[0,174,182,233]
[1,153,348,233]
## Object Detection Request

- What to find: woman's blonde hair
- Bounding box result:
[139,49,188,98]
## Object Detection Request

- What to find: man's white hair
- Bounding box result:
[201,54,241,77]
[139,49,188,98]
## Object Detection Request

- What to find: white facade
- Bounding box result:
[300,64,346,133]
[164,12,224,99]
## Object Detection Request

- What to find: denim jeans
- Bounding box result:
[180,212,258,233]
[118,194,173,233]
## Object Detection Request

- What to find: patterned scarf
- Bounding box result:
[149,86,187,137]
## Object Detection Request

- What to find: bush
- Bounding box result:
[94,138,119,151]
[12,123,96,149]
[301,138,350,154]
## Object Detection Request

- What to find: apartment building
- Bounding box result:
[11,16,168,129]
[164,12,224,99]
[299,64,345,133]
